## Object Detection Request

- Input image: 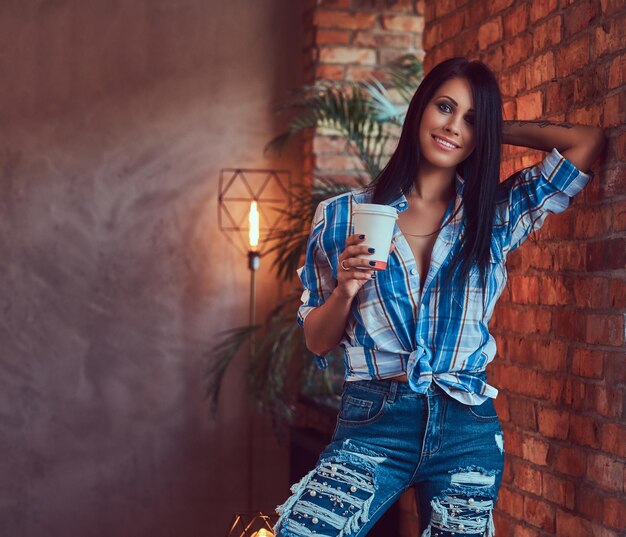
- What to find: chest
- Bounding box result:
[396,204,447,288]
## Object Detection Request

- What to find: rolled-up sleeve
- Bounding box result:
[500,146,595,255]
[296,200,336,329]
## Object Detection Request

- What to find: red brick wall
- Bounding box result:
[301,0,425,187]
[422,1,625,536]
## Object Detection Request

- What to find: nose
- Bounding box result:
[444,119,461,136]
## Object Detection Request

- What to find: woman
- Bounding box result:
[274,57,605,537]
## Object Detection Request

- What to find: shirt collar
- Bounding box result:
[389,171,465,213]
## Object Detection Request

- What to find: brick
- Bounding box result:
[599,166,626,198]
[608,54,625,89]
[539,274,570,306]
[568,103,603,126]
[525,51,556,88]
[533,15,562,52]
[585,313,624,346]
[498,484,524,518]
[542,473,576,509]
[494,305,552,335]
[524,495,556,532]
[380,14,424,33]
[318,46,376,65]
[521,242,553,271]
[493,512,514,537]
[494,391,510,421]
[533,339,568,372]
[553,445,587,477]
[572,206,612,239]
[613,198,626,232]
[502,33,533,67]
[544,78,573,115]
[486,0,514,15]
[603,351,626,385]
[510,274,540,304]
[522,434,550,466]
[538,405,570,440]
[317,29,352,45]
[511,525,540,537]
[593,18,625,57]
[552,308,586,342]
[586,238,626,271]
[500,64,526,97]
[600,0,625,15]
[563,0,599,37]
[571,276,610,309]
[422,19,442,50]
[478,17,503,49]
[514,461,543,495]
[555,33,590,77]
[588,453,625,492]
[603,91,625,129]
[314,10,377,30]
[517,91,542,119]
[591,384,623,418]
[609,279,626,309]
[314,64,345,80]
[504,2,529,37]
[353,31,412,49]
[603,496,626,530]
[570,413,601,448]
[556,510,592,537]
[530,0,559,23]
[508,396,538,431]
[571,348,604,379]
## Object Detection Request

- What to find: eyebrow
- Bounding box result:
[438,95,474,113]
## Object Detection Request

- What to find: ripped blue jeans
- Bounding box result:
[274,374,505,537]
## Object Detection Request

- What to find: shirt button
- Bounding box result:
[418,338,424,345]
[399,202,406,208]
[410,268,417,275]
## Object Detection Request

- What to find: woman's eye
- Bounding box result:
[438,102,452,113]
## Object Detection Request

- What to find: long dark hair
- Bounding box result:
[367,56,503,299]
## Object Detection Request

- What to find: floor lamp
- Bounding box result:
[218,168,291,516]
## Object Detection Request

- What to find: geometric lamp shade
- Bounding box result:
[218,168,291,256]
[225,512,279,537]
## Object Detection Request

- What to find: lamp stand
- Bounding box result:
[247,250,260,511]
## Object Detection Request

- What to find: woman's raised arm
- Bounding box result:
[502,119,606,172]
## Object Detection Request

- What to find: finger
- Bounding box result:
[349,257,381,270]
[343,269,376,280]
[347,233,366,245]
[344,243,376,257]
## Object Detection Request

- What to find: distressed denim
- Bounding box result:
[274,372,505,537]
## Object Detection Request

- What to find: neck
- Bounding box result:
[409,162,457,203]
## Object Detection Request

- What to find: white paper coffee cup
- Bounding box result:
[352,203,398,270]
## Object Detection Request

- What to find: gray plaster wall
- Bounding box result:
[0,1,302,535]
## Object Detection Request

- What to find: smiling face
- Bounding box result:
[418,77,477,170]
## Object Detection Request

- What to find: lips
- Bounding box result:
[432,134,460,150]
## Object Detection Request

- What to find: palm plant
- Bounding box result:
[204,54,423,435]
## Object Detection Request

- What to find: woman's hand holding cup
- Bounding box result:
[335,234,396,301]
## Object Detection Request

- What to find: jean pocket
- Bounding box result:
[337,384,388,426]
[464,397,499,422]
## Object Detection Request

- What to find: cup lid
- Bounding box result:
[353,203,398,218]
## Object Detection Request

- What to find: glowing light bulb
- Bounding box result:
[251,529,274,537]
[249,200,259,249]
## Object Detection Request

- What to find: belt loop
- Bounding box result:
[388,380,398,403]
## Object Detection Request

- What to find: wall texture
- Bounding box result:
[422,1,625,536]
[0,1,303,536]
